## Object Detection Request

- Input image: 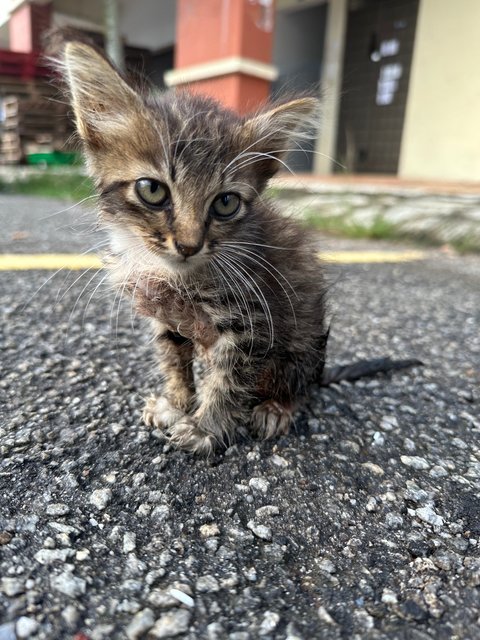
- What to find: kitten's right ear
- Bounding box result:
[240,97,320,181]
[58,41,144,148]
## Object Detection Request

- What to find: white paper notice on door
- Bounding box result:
[376,63,403,106]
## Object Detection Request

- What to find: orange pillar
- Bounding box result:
[165,0,277,115]
[9,1,52,53]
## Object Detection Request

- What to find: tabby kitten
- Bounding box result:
[59,41,329,454]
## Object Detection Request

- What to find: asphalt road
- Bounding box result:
[1,194,479,640]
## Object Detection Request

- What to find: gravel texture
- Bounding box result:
[1,195,479,639]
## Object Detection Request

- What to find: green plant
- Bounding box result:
[0,172,94,201]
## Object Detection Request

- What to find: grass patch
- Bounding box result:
[304,211,401,242]
[449,236,480,254]
[303,210,480,253]
[0,172,94,201]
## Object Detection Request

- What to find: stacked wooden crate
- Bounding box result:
[0,50,74,164]
[0,85,73,164]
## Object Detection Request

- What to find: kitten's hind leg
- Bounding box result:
[249,354,307,440]
[251,400,294,440]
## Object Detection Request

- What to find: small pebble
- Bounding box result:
[372,431,385,446]
[248,478,270,493]
[0,577,24,597]
[151,505,170,522]
[15,617,39,639]
[46,503,70,516]
[380,416,398,431]
[416,506,444,528]
[381,589,398,604]
[199,523,220,538]
[123,532,137,553]
[361,462,384,476]
[247,520,273,541]
[317,606,336,625]
[259,611,280,635]
[0,532,12,545]
[255,505,280,518]
[126,608,155,640]
[385,513,404,529]
[51,572,87,598]
[196,575,219,593]
[34,548,72,565]
[89,488,112,510]
[206,622,225,639]
[429,465,448,478]
[244,567,257,582]
[148,609,191,638]
[317,558,336,574]
[401,456,430,470]
[169,589,194,608]
[270,454,289,467]
[62,605,79,628]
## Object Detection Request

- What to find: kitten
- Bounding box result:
[57,40,418,454]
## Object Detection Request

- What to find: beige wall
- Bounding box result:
[399,0,480,182]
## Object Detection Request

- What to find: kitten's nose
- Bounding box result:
[174,240,202,258]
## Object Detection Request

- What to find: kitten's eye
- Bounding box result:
[135,178,169,207]
[210,193,241,219]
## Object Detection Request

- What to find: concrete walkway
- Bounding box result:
[272,174,480,252]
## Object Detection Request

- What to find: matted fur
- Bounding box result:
[55,38,328,454]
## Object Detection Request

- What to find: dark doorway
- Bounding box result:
[272,3,327,172]
[336,0,419,174]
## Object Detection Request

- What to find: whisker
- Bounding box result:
[39,194,99,220]
[220,240,296,251]
[222,127,286,174]
[56,265,98,305]
[222,245,298,328]
[231,151,295,176]
[216,251,274,350]
[212,255,255,352]
[68,268,103,327]
[81,271,110,327]
[223,243,298,296]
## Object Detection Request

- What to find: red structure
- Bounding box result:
[166,0,277,114]
[9,1,52,54]
[0,0,52,79]
[0,49,49,79]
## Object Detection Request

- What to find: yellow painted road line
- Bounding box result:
[0,254,103,271]
[322,250,426,263]
[0,250,426,271]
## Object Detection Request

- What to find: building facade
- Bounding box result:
[1,0,479,182]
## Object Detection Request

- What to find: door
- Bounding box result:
[336,0,419,174]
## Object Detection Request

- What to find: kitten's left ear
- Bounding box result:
[59,41,145,149]
[240,97,319,180]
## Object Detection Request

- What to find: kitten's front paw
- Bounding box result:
[251,400,293,440]
[142,395,185,429]
[167,418,216,456]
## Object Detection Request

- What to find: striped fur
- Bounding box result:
[59,40,328,454]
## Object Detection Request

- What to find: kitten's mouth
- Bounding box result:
[157,250,208,273]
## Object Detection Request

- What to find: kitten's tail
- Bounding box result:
[319,357,423,387]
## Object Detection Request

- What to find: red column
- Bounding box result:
[9,1,53,53]
[166,0,277,114]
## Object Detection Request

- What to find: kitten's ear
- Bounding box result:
[241,97,319,180]
[59,41,144,148]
